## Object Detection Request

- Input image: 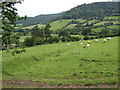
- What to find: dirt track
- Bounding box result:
[2,79,118,88]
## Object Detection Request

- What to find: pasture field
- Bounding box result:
[94,21,118,26]
[82,19,98,26]
[65,24,77,29]
[92,25,119,32]
[22,24,45,29]
[76,19,86,23]
[2,36,119,88]
[50,19,73,31]
[103,16,120,20]
[108,25,119,30]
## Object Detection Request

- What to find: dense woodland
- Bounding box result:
[61,2,119,19]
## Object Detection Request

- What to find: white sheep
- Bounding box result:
[107,37,112,40]
[103,39,107,43]
[80,43,83,45]
[87,44,90,48]
[95,39,98,43]
[83,44,86,48]
[88,41,91,44]
[67,43,70,46]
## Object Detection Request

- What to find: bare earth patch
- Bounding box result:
[2,79,118,88]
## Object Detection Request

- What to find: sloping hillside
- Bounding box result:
[60,2,119,19]
[17,13,63,27]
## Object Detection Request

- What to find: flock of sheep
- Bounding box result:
[66,37,112,48]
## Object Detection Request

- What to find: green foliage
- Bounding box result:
[100,26,110,35]
[34,37,45,45]
[83,35,90,40]
[70,36,81,41]
[58,30,70,38]
[24,37,35,46]
[1,1,26,50]
[44,23,52,40]
[52,36,60,43]
[82,27,92,35]
[17,13,62,27]
[31,25,44,38]
[61,2,118,19]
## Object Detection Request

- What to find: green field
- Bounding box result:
[104,16,120,20]
[92,25,119,32]
[76,19,86,23]
[23,24,45,29]
[50,19,73,31]
[2,37,118,87]
[108,25,119,30]
[82,19,98,26]
[65,24,77,29]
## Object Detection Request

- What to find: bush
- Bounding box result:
[52,37,60,43]
[90,36,95,39]
[34,38,45,45]
[61,37,67,42]
[24,37,35,46]
[83,36,90,40]
[70,36,81,41]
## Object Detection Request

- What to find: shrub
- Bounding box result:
[83,36,90,40]
[70,36,81,41]
[34,38,45,45]
[52,37,60,43]
[90,36,94,39]
[24,37,35,46]
[61,37,67,42]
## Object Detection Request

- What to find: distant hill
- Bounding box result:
[17,2,119,26]
[61,2,119,19]
[17,13,63,27]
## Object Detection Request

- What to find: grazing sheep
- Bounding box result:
[88,41,91,44]
[80,43,83,45]
[95,39,98,43]
[103,39,107,43]
[107,37,112,40]
[87,44,90,48]
[67,43,70,46]
[83,44,86,48]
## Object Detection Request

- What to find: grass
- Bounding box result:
[23,24,45,29]
[2,36,119,86]
[94,21,118,26]
[82,19,98,26]
[76,19,86,23]
[19,36,31,42]
[50,19,73,31]
[108,25,119,30]
[92,25,119,32]
[103,16,120,20]
[65,24,77,29]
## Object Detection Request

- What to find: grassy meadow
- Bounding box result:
[2,36,119,87]
[50,19,73,30]
[103,16,120,20]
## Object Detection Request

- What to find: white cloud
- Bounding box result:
[15,0,109,17]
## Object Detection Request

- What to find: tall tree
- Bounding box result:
[31,25,44,38]
[44,23,51,40]
[1,0,26,50]
[82,27,92,35]
[58,29,70,38]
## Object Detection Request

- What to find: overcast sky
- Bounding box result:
[15,0,112,17]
